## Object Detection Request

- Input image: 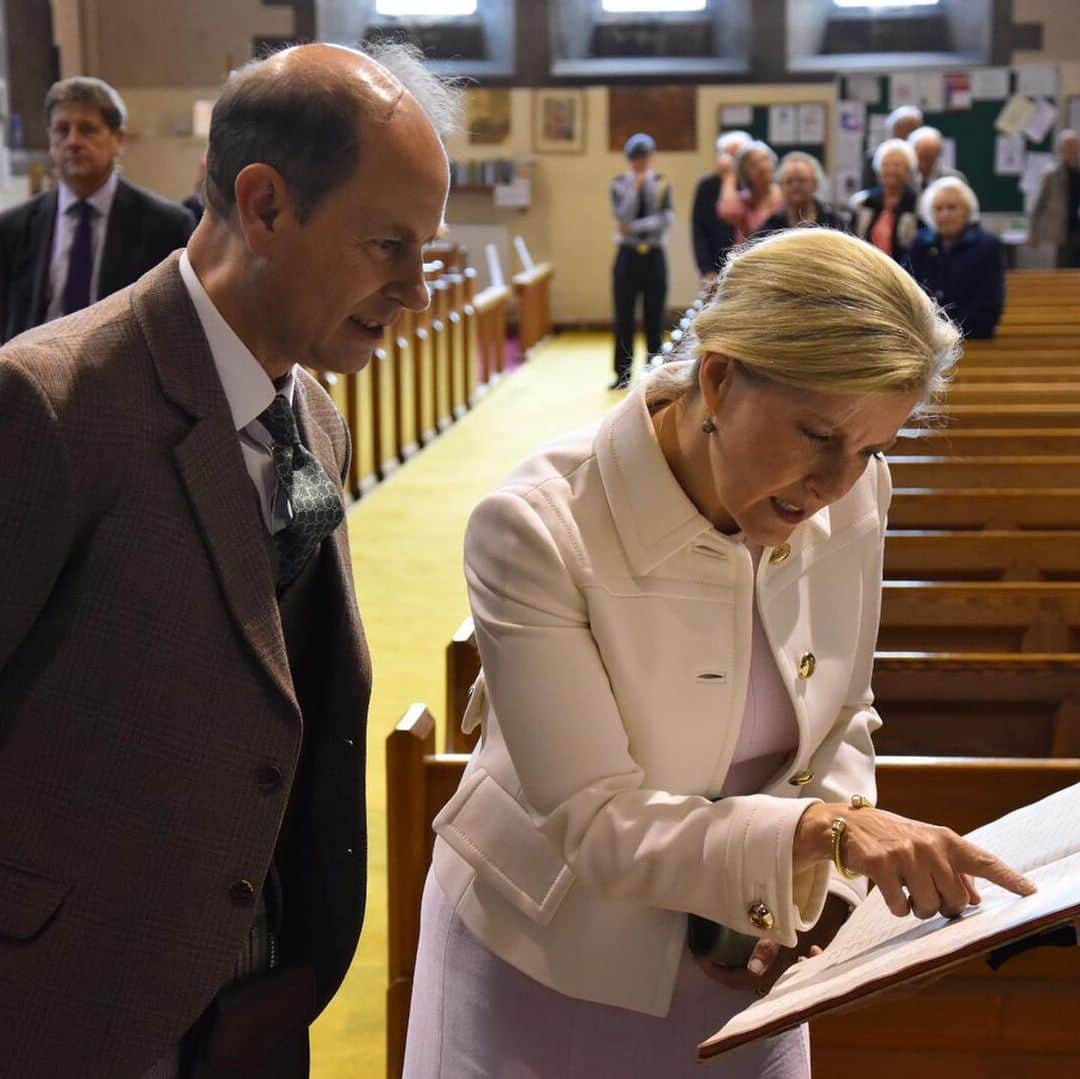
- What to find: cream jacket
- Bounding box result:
[433,386,888,1017]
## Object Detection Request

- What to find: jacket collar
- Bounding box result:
[593,382,884,585]
[595,383,830,576]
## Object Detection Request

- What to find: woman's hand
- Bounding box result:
[793,803,1037,920]
[696,895,851,993]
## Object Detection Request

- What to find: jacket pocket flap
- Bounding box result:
[0,858,70,941]
[460,672,487,735]
[434,769,574,925]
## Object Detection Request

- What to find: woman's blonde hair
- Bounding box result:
[645,229,959,421]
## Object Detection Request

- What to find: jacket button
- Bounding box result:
[797,652,816,679]
[769,543,791,565]
[256,765,283,793]
[230,880,256,907]
[748,902,775,931]
[789,769,814,786]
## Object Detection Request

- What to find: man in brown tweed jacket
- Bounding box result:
[0,43,453,1078]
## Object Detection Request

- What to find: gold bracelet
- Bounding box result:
[830,816,861,880]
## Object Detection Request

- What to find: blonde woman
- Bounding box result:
[851,138,920,260]
[404,230,1035,1079]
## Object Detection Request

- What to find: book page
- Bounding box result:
[700,782,1080,1058]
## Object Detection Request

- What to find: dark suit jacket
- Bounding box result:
[0,174,195,343]
[0,254,370,1077]
[903,224,1006,340]
[690,173,736,277]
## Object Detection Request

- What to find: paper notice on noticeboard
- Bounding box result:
[837,100,866,136]
[768,105,797,146]
[995,95,1036,136]
[944,73,972,111]
[1023,98,1057,144]
[721,105,753,127]
[971,67,1010,101]
[797,104,826,144]
[1015,64,1058,99]
[846,76,881,105]
[994,133,1025,175]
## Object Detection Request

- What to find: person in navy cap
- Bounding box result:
[609,132,674,390]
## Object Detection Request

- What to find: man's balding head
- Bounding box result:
[205,42,457,224]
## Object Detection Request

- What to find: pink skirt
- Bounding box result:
[404,872,810,1078]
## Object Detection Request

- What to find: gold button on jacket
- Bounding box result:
[797,652,816,679]
[747,902,775,931]
[788,769,814,786]
[768,542,791,565]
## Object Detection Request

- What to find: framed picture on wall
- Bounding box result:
[467,89,512,146]
[533,89,586,154]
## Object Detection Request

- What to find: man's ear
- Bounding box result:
[699,351,736,417]
[233,163,291,255]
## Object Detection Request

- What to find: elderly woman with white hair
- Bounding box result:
[717,138,784,244]
[904,176,1006,340]
[757,152,849,235]
[403,229,1035,1078]
[850,138,920,260]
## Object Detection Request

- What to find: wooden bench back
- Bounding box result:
[386,708,1080,1079]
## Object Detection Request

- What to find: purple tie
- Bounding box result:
[62,200,95,315]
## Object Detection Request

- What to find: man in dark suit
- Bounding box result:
[0,42,453,1078]
[0,76,194,343]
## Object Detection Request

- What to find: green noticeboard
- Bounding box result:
[844,74,1054,215]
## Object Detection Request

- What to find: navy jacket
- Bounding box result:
[903,224,1006,340]
[690,173,736,277]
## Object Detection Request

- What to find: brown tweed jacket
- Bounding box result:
[0,254,371,1077]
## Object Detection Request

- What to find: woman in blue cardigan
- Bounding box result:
[904,177,1006,340]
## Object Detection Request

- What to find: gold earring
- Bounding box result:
[702,414,717,434]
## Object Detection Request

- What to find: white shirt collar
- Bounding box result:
[57,168,120,219]
[178,249,295,432]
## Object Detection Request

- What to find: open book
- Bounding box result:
[699,782,1080,1061]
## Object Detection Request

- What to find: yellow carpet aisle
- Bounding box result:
[310,332,623,1076]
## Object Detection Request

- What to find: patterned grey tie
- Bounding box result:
[257,394,344,588]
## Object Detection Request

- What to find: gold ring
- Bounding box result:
[849,794,873,810]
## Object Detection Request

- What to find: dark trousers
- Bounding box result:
[1056,236,1080,268]
[612,246,668,378]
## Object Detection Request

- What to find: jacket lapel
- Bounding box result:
[131,255,298,715]
[27,190,57,328]
[293,377,363,625]
[98,177,136,298]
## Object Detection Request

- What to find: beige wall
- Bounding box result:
[1013,0,1080,66]
[53,0,293,86]
[442,84,836,324]
[71,1,1073,324]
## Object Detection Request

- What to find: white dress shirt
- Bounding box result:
[178,249,297,534]
[46,170,120,322]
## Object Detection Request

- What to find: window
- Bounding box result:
[375,0,477,15]
[832,1,939,7]
[601,1,707,11]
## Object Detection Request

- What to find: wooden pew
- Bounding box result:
[429,277,453,433]
[892,429,1080,456]
[512,261,554,353]
[872,652,1080,757]
[370,342,401,481]
[947,385,1080,406]
[884,530,1080,582]
[953,366,1080,384]
[888,456,1080,488]
[386,706,1080,1079]
[473,284,511,387]
[943,405,1080,430]
[878,581,1080,653]
[888,489,1080,530]
[959,347,1080,367]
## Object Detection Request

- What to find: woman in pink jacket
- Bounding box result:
[717,139,784,244]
